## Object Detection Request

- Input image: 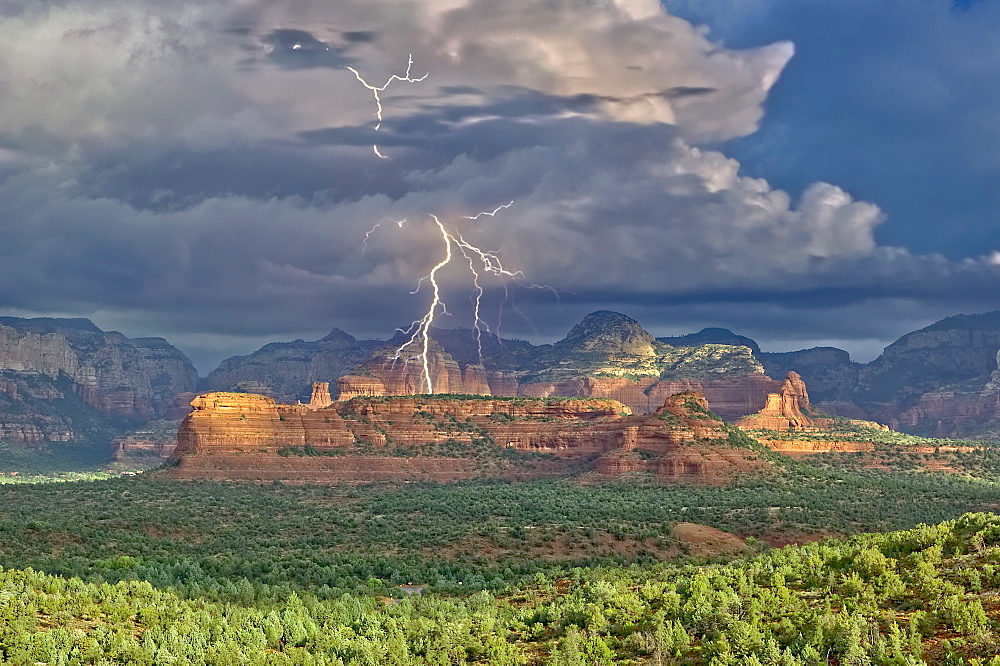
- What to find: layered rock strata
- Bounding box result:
[171,386,769,484]
[0,318,197,420]
[336,332,781,419]
[736,372,887,453]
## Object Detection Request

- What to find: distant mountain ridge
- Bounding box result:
[6,308,1000,471]
[206,328,383,403]
[209,309,1000,438]
[0,317,198,468]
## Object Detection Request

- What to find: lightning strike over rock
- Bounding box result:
[392,214,453,394]
[387,203,552,393]
[347,60,546,392]
[346,54,427,159]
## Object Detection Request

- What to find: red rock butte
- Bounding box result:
[735,371,889,454]
[170,383,771,484]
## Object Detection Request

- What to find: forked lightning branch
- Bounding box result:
[347,57,546,394]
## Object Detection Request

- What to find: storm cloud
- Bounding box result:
[1,0,998,371]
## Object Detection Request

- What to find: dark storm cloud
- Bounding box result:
[1,0,998,372]
[74,136,416,209]
[262,28,354,69]
[340,30,375,43]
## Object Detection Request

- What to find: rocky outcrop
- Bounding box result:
[171,388,770,484]
[735,373,891,453]
[0,318,197,419]
[309,382,333,409]
[758,347,860,404]
[0,318,198,463]
[734,372,814,432]
[206,328,383,403]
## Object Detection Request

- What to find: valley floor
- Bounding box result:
[3,456,1000,662]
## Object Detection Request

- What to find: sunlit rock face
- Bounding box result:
[332,311,777,418]
[172,389,769,484]
[735,372,813,432]
[735,372,888,454]
[0,317,198,456]
[0,318,197,419]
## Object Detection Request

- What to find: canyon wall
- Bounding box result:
[0,318,198,459]
[0,318,197,419]
[171,386,770,484]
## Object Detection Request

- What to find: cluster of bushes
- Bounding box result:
[4,513,1000,663]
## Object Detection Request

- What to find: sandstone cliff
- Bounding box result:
[0,317,198,465]
[335,312,778,419]
[0,317,197,419]
[734,372,815,432]
[735,372,889,453]
[171,386,770,484]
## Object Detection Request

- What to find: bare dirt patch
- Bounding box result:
[671,522,749,558]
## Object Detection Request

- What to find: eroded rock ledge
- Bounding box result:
[170,385,769,484]
[736,371,888,453]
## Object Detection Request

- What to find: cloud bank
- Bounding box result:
[1,0,997,370]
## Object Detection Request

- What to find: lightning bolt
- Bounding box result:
[391,214,452,393]
[346,54,427,159]
[346,58,553,393]
[389,203,556,393]
[362,217,407,254]
[461,201,514,220]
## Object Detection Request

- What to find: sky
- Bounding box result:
[1,0,998,373]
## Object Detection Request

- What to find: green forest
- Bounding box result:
[4,504,1000,663]
[4,445,1000,663]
